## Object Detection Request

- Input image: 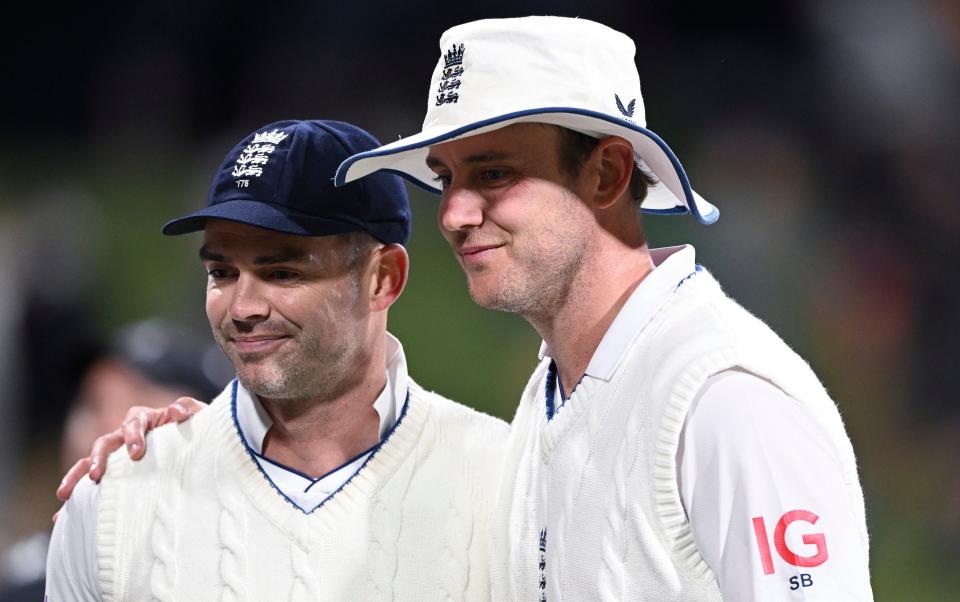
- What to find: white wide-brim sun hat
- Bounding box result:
[335,16,719,225]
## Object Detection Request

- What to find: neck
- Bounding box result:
[258,333,387,479]
[528,243,654,395]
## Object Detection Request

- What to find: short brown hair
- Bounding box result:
[554,126,657,207]
[338,230,380,269]
[328,230,381,296]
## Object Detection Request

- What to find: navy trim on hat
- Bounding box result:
[334,106,719,226]
[641,206,695,216]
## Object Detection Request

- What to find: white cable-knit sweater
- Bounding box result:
[491,268,869,601]
[51,379,508,601]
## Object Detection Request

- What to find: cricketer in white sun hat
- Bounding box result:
[335,16,719,225]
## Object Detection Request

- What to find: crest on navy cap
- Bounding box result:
[162,120,411,245]
[231,129,289,186]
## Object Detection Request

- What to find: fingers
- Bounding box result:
[89,430,125,481]
[57,457,92,501]
[52,508,61,523]
[121,407,156,460]
[166,397,204,423]
[119,399,202,460]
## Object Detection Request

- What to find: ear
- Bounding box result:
[368,244,409,312]
[589,136,635,210]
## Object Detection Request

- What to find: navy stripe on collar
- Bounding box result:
[229,379,413,515]
[544,361,584,421]
[545,362,558,421]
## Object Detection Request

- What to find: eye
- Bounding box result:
[206,267,234,281]
[479,169,507,182]
[432,174,452,189]
[268,270,299,281]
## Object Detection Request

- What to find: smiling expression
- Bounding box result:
[201,220,371,401]
[427,124,597,317]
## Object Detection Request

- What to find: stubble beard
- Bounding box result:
[470,248,583,321]
[214,325,353,402]
[469,231,588,324]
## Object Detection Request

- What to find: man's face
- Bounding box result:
[427,124,595,317]
[201,220,371,401]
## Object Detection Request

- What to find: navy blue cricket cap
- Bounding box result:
[162,120,411,245]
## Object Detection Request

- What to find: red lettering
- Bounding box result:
[752,516,775,575]
[754,510,830,575]
[773,509,829,568]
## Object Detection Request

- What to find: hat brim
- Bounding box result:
[161,199,368,237]
[334,107,718,225]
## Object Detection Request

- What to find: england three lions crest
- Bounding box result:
[435,43,465,106]
[232,129,288,186]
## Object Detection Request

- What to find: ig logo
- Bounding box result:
[752,509,829,584]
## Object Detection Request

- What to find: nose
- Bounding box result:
[228,272,270,324]
[438,185,484,233]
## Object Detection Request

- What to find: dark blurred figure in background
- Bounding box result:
[0,319,230,601]
[60,320,231,471]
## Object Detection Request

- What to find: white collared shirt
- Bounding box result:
[235,332,409,512]
[541,245,698,402]
[539,245,870,600]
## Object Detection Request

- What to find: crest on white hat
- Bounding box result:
[435,43,466,106]
[335,16,718,225]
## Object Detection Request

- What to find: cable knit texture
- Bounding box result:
[96,379,507,601]
[215,443,247,602]
[491,269,869,601]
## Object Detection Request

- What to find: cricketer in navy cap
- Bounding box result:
[162,119,411,245]
[45,119,508,600]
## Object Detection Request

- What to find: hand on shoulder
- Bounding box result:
[55,397,205,506]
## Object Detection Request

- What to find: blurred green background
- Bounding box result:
[1,1,958,598]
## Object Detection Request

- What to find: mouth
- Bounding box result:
[228,335,290,355]
[458,243,505,264]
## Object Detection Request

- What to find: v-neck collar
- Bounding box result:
[214,379,431,546]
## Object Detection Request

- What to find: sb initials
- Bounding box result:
[789,574,814,590]
[751,509,829,575]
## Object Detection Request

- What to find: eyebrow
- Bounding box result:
[425,151,516,170]
[198,244,311,265]
[198,245,223,262]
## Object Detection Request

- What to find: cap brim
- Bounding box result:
[335,107,718,225]
[161,199,367,236]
